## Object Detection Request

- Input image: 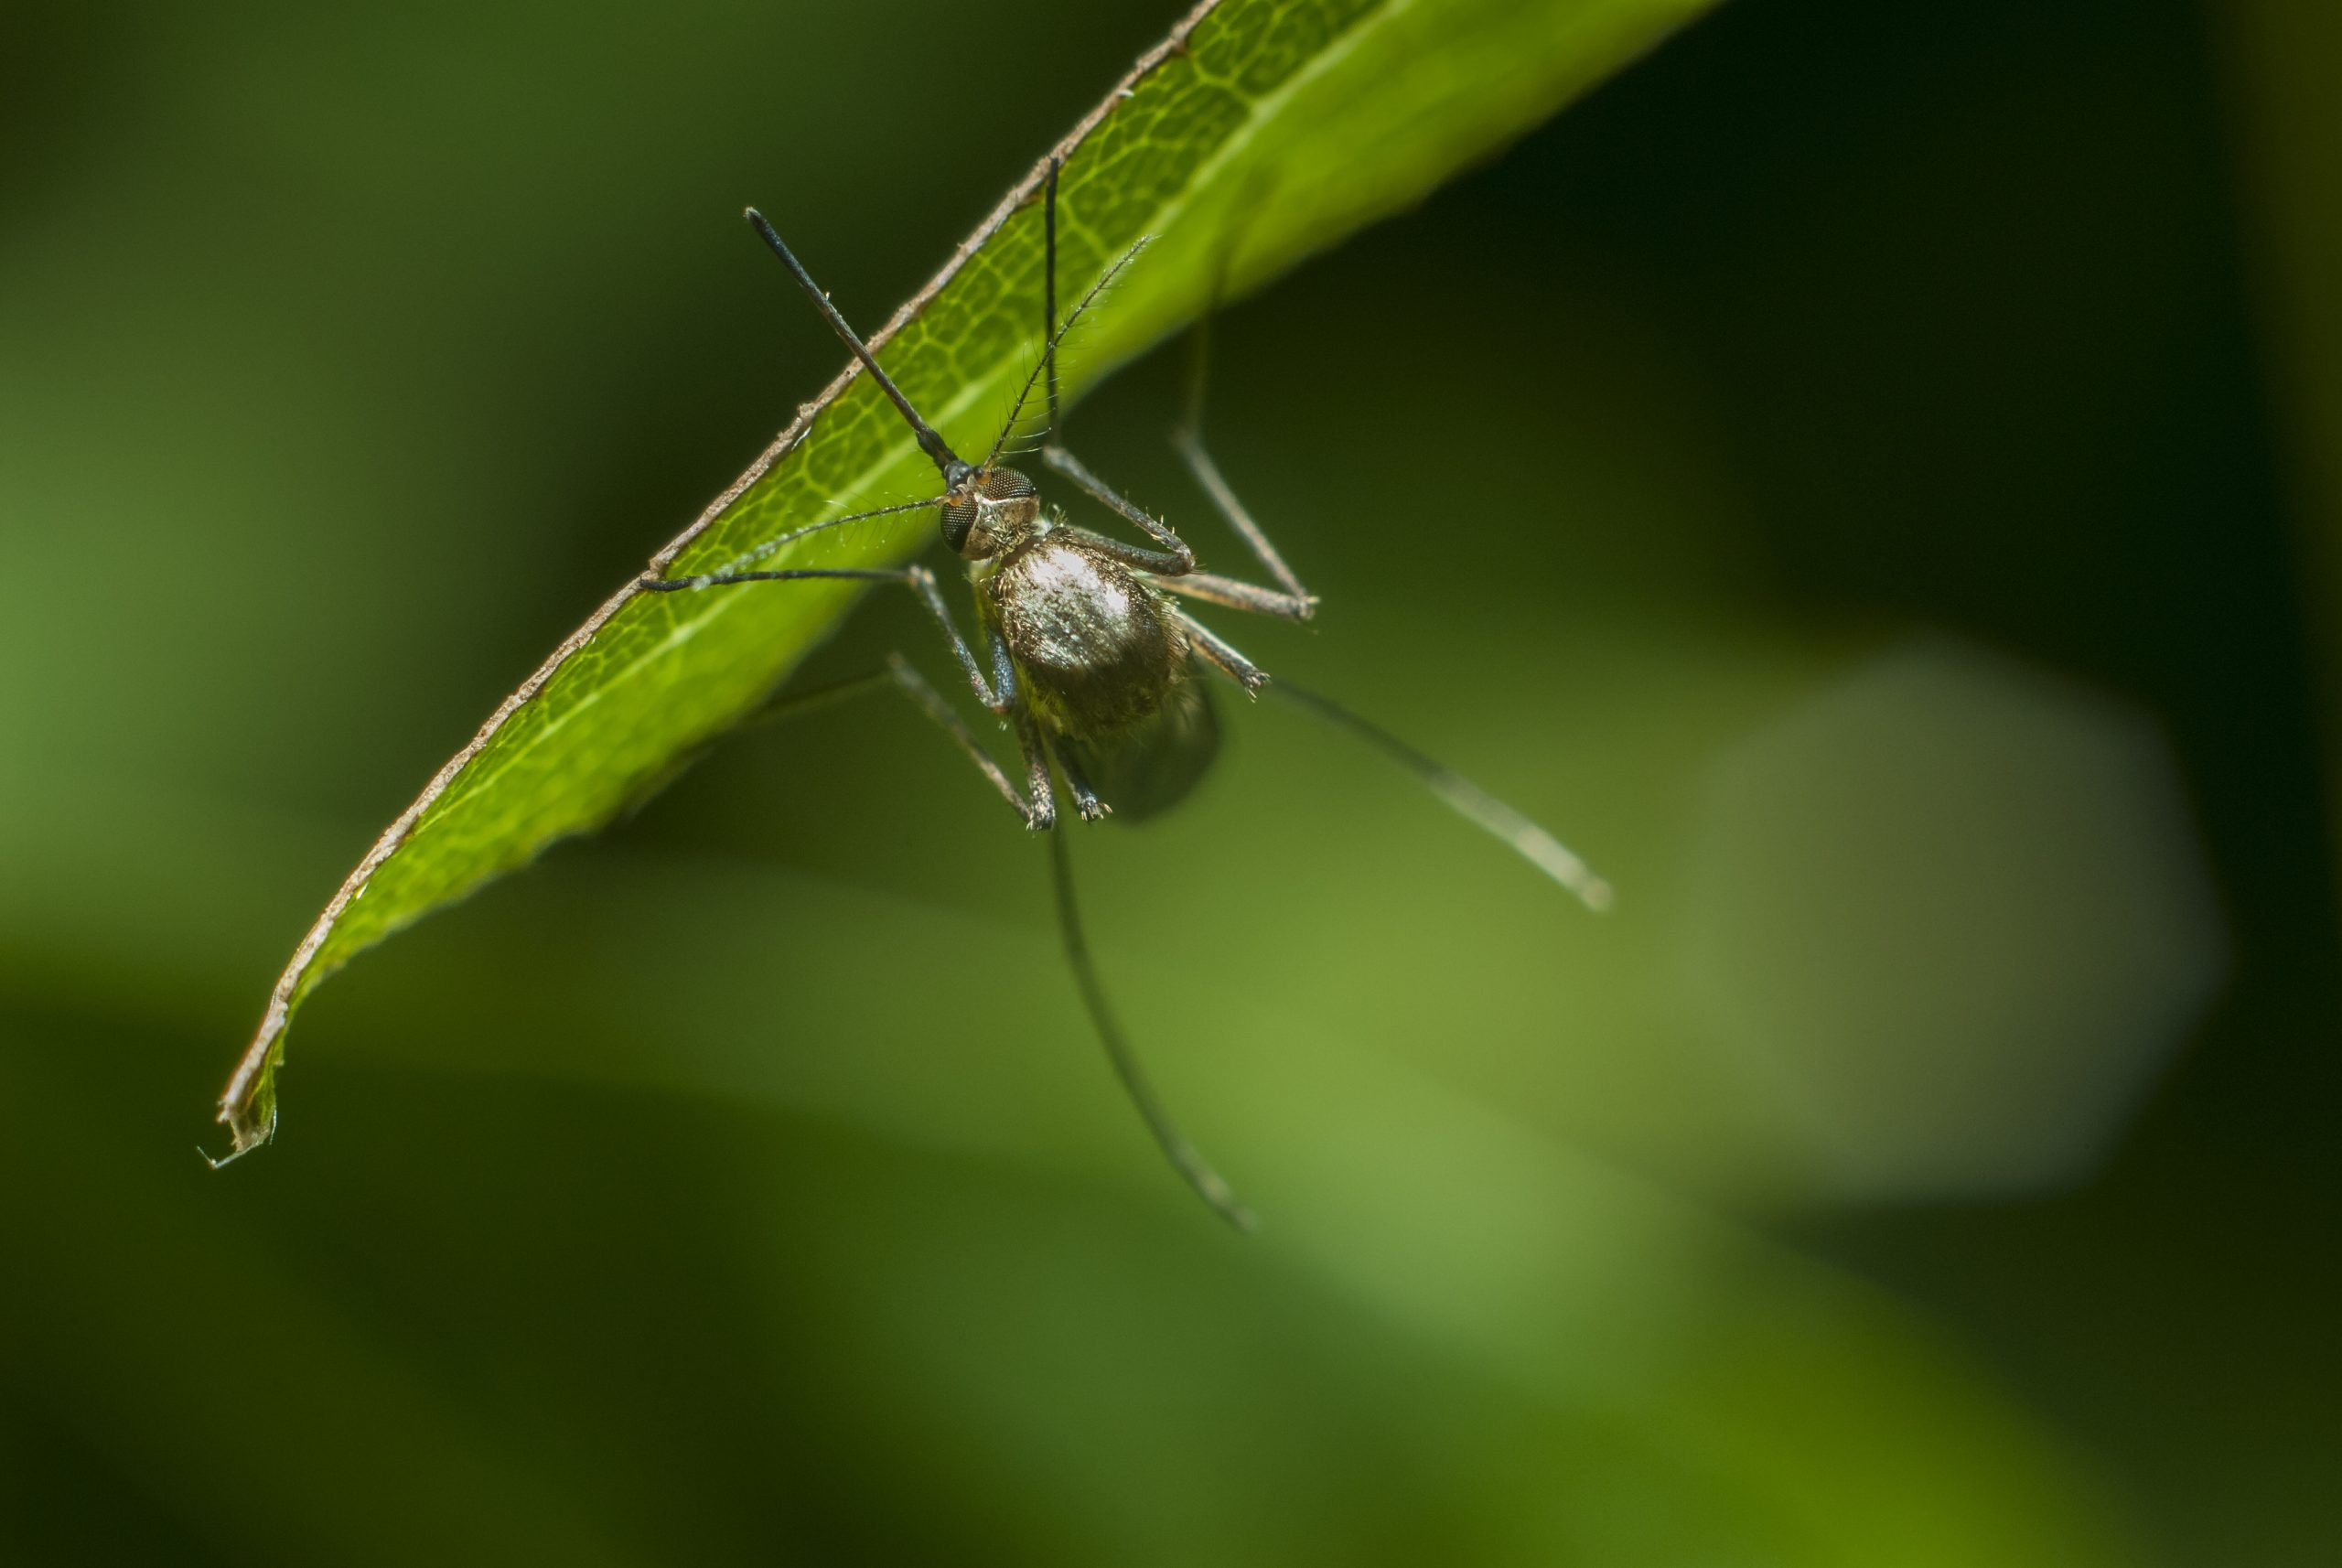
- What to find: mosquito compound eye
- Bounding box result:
[980,467,1037,502]
[940,495,978,554]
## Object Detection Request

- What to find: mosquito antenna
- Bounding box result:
[1269,680,1615,912]
[1049,827,1257,1230]
[645,495,945,589]
[1044,156,1062,435]
[986,236,1152,467]
[745,209,969,484]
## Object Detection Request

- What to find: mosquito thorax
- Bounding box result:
[940,465,1042,559]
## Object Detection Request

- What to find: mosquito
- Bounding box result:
[640,158,1610,1229]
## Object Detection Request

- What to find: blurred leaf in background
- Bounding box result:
[1,0,2336,1564]
[2222,0,2342,886]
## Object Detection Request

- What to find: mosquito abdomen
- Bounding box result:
[994,534,1189,738]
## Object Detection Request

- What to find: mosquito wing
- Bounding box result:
[1060,671,1219,824]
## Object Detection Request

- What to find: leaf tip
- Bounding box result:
[208,1045,284,1169]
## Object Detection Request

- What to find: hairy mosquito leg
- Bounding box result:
[1176,611,1269,698]
[1168,429,1316,620]
[1155,570,1316,624]
[639,562,1017,716]
[1269,678,1613,912]
[1013,708,1058,832]
[1024,525,1192,582]
[1039,445,1194,575]
[1051,740,1112,822]
[1048,827,1254,1230]
[884,656,1054,827]
[1168,258,1316,619]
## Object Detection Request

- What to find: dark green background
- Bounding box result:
[3,0,2333,1563]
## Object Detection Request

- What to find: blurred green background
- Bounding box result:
[3,0,2336,1563]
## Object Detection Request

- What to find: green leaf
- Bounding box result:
[215,0,1719,1158]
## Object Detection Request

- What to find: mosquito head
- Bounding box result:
[940,464,1039,560]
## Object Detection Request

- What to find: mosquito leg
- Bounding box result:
[1025,525,1191,583]
[1180,271,1217,443]
[1155,569,1315,624]
[729,658,1049,828]
[1038,445,1194,575]
[985,620,1020,711]
[884,655,1055,828]
[1176,610,1268,698]
[1168,264,1316,620]
[1167,429,1316,620]
[734,667,897,731]
[614,665,904,822]
[1268,678,1613,912]
[639,562,1017,716]
[1048,827,1254,1230]
[1051,740,1112,822]
[1013,707,1058,832]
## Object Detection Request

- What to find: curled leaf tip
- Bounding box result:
[208,1063,281,1169]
